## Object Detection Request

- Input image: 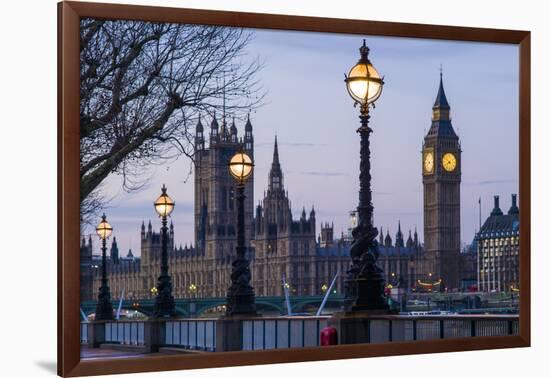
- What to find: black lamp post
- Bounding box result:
[152,184,176,318]
[343,40,388,312]
[95,214,114,320]
[226,150,256,316]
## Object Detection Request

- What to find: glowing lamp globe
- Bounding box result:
[229,151,253,183]
[96,214,113,240]
[345,40,384,107]
[154,184,175,217]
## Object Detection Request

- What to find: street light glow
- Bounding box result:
[154,184,175,217]
[229,151,254,183]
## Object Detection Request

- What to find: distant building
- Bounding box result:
[476,194,520,292]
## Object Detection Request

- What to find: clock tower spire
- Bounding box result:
[422,73,461,289]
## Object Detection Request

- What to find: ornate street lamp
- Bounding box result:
[95,214,114,320]
[343,40,388,312]
[152,184,176,318]
[226,150,256,316]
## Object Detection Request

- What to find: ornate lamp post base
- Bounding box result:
[345,277,388,312]
[153,290,176,318]
[95,286,114,321]
[226,285,256,316]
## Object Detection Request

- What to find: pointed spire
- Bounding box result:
[379,227,384,245]
[230,117,237,134]
[395,221,404,248]
[406,230,414,248]
[385,230,392,248]
[427,71,456,137]
[245,113,253,131]
[310,205,315,217]
[196,115,203,132]
[268,135,283,191]
[111,237,119,264]
[433,68,450,109]
[273,135,280,167]
[211,114,219,129]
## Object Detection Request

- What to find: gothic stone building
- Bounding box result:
[85,76,482,303]
[88,117,351,300]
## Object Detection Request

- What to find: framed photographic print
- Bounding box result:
[58,1,530,376]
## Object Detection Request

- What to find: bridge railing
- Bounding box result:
[242,315,518,350]
[242,317,329,350]
[165,319,216,351]
[369,316,518,342]
[81,314,519,353]
[104,321,145,345]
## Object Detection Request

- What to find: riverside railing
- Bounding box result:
[165,319,216,351]
[80,314,518,352]
[242,315,518,349]
[104,321,145,345]
[242,316,328,350]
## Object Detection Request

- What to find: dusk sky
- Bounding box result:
[82,27,519,257]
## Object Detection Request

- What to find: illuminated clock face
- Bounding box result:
[424,151,434,174]
[442,152,457,172]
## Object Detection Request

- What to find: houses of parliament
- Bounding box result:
[81,76,512,302]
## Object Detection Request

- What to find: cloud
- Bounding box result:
[255,142,325,148]
[471,179,518,186]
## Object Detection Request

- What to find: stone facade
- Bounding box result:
[476,194,520,292]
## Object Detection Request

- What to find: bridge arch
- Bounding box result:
[255,300,284,313]
[291,298,343,312]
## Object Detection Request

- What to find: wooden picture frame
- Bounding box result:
[58,1,530,376]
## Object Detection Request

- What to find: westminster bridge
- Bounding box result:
[81,294,346,318]
[80,292,519,318]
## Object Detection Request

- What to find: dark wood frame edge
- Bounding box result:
[58,1,531,376]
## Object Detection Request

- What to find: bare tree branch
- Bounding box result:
[79,18,264,220]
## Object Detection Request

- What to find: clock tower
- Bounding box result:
[422,73,461,289]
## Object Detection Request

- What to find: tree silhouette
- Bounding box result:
[79,18,263,223]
